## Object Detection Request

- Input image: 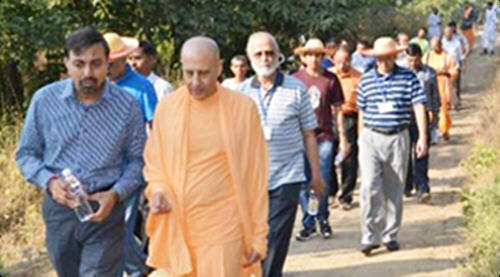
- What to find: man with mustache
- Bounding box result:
[144,36,268,277]
[16,28,146,276]
[104,32,158,277]
[239,31,324,277]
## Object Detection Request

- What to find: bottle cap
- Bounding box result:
[61,168,72,177]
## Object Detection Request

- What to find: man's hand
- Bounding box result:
[339,136,351,157]
[48,178,76,209]
[309,173,325,197]
[88,190,119,223]
[242,249,261,268]
[416,137,428,158]
[150,192,171,214]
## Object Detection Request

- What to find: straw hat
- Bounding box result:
[360,37,406,57]
[103,32,139,60]
[294,38,335,56]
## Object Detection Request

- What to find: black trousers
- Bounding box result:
[262,183,301,277]
[338,113,359,204]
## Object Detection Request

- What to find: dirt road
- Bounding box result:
[283,41,499,277]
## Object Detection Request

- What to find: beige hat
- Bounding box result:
[103,32,139,60]
[294,38,335,56]
[360,37,406,57]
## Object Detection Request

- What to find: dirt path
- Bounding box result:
[283,39,499,277]
[7,37,498,277]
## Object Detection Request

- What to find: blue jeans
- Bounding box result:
[299,139,334,230]
[123,189,149,276]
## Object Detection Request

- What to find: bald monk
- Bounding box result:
[422,37,458,140]
[143,36,269,277]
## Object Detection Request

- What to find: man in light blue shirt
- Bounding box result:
[16,28,146,276]
[351,40,376,73]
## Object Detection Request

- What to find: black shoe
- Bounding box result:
[490,51,495,55]
[404,190,413,198]
[319,220,333,239]
[384,241,400,252]
[295,227,317,241]
[481,49,488,56]
[360,244,380,256]
[338,199,353,210]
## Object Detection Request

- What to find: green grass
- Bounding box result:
[461,70,500,276]
[0,111,45,268]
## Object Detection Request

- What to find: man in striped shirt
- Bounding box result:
[357,37,428,256]
[16,28,146,276]
[239,31,324,277]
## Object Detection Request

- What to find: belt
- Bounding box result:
[369,125,408,135]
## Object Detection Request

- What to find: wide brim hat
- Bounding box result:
[360,37,406,57]
[103,32,139,60]
[294,38,335,56]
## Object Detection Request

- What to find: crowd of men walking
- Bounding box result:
[14,2,497,277]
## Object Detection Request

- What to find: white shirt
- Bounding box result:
[221,77,246,91]
[442,37,463,65]
[147,72,174,100]
[427,13,441,39]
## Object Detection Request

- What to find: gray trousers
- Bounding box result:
[358,128,410,245]
[42,194,125,277]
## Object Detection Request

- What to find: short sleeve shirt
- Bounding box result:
[239,72,318,190]
[117,64,158,121]
[292,69,344,141]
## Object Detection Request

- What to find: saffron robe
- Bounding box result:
[144,84,269,276]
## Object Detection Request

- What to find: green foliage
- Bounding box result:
[0,0,445,112]
[461,68,500,276]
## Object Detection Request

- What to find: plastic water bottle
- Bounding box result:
[308,190,319,216]
[61,168,93,222]
[334,152,345,166]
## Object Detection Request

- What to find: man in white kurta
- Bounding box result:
[482,2,499,55]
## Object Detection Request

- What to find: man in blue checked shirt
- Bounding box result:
[104,32,157,277]
[357,37,428,256]
[16,28,146,276]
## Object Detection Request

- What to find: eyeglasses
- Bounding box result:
[253,50,276,58]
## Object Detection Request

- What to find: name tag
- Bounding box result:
[378,102,396,113]
[263,126,273,141]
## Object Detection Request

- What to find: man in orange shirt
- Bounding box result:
[144,36,269,277]
[330,46,361,210]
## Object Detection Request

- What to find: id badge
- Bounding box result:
[263,126,273,141]
[378,102,395,113]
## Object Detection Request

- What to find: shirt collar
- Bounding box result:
[250,71,284,89]
[373,64,401,79]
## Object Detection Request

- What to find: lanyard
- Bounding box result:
[374,71,392,102]
[255,72,282,123]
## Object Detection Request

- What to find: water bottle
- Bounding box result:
[334,151,345,166]
[61,168,94,222]
[308,190,319,216]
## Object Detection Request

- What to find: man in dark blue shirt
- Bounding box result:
[16,28,146,277]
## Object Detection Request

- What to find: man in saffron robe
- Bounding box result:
[144,36,269,277]
[423,37,458,141]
